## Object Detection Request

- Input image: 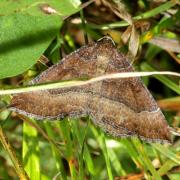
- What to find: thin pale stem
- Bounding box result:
[0,71,179,95]
[0,126,29,180]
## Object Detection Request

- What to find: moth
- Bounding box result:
[10,36,172,143]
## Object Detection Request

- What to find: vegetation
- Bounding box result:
[0,0,179,179]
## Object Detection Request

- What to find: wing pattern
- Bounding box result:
[10,36,171,143]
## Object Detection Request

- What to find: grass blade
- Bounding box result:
[91,126,113,180]
[23,120,40,180]
[141,63,180,94]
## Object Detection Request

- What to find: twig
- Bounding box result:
[167,51,180,64]
[17,114,64,157]
[63,0,95,20]
[87,1,177,30]
[0,126,29,180]
[0,71,179,95]
[80,9,89,44]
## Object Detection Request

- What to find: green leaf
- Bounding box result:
[0,14,61,79]
[0,0,81,16]
[0,0,81,79]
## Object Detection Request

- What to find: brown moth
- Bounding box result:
[10,36,171,143]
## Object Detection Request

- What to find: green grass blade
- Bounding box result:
[70,120,85,180]
[23,120,40,180]
[44,122,67,180]
[141,62,180,94]
[135,1,176,20]
[58,120,77,179]
[158,159,178,176]
[108,148,126,176]
[132,139,162,180]
[70,119,96,178]
[153,144,180,164]
[91,126,113,180]
[87,1,177,30]
[120,139,143,167]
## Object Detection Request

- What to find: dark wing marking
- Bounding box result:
[95,39,171,142]
[10,91,88,120]
[10,36,171,143]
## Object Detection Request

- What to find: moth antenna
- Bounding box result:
[169,127,180,136]
[98,36,116,46]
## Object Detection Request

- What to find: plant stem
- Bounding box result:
[0,126,29,180]
[0,72,179,95]
[87,1,177,30]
